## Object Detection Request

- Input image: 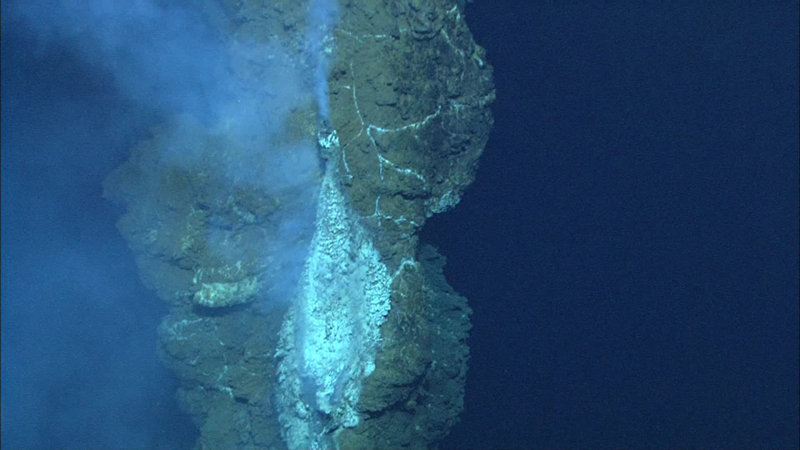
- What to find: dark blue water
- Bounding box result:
[0,13,197,450]
[425,2,799,449]
[2,1,797,449]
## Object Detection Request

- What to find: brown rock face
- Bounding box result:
[104,0,492,448]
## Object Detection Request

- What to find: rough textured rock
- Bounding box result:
[330,0,494,265]
[104,0,492,448]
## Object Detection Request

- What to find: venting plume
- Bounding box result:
[6,0,388,447]
[9,0,340,310]
[306,0,340,124]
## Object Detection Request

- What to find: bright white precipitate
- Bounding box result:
[275,158,391,449]
[275,1,390,446]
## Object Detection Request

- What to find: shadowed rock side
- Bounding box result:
[330,0,494,263]
[328,1,493,447]
[103,0,493,448]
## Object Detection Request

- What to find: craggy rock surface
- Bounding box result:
[104,0,492,448]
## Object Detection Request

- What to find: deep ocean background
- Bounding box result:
[427,2,799,448]
[2,1,798,449]
[0,10,198,449]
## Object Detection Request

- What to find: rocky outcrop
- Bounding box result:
[104,0,492,448]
